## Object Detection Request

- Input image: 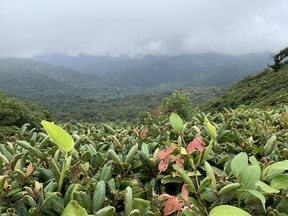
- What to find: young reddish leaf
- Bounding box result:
[158,194,173,200]
[158,158,171,173]
[175,155,184,168]
[157,147,175,159]
[187,137,205,153]
[163,196,180,216]
[181,184,189,203]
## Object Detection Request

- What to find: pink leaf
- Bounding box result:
[158,158,170,173]
[158,194,173,200]
[181,184,189,203]
[187,137,205,153]
[163,196,180,216]
[157,147,175,159]
[175,155,184,168]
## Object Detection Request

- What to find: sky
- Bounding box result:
[0,0,288,58]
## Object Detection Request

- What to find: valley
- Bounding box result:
[0,52,271,122]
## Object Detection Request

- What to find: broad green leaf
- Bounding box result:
[132,198,150,216]
[239,164,260,189]
[41,120,74,152]
[270,175,288,190]
[264,135,277,155]
[240,189,266,212]
[218,183,242,196]
[209,205,251,216]
[205,161,217,190]
[0,175,7,191]
[255,181,280,193]
[231,152,248,177]
[182,210,193,216]
[95,206,115,216]
[262,160,288,181]
[61,200,88,216]
[169,113,183,134]
[204,117,217,139]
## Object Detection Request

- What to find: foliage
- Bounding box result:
[202,65,288,112]
[0,53,269,123]
[0,91,50,141]
[0,105,288,215]
[162,91,192,120]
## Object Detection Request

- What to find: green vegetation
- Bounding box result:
[1,106,288,215]
[202,65,288,112]
[1,50,288,215]
[0,91,50,141]
[0,52,269,123]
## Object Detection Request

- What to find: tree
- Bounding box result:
[268,47,288,72]
[162,90,192,120]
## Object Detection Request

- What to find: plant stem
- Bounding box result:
[57,151,68,192]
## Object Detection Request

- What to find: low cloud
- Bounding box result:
[0,0,287,57]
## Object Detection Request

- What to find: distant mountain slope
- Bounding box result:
[33,52,272,88]
[202,65,288,111]
[0,58,101,100]
[0,58,222,122]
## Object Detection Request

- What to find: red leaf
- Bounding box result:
[163,196,180,216]
[175,155,184,168]
[181,184,189,203]
[157,147,175,159]
[158,194,173,200]
[140,129,148,137]
[158,158,170,173]
[187,137,205,153]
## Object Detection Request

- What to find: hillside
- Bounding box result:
[0,91,50,140]
[202,65,288,111]
[0,58,222,122]
[0,52,273,122]
[34,52,271,87]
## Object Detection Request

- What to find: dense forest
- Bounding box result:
[0,50,288,215]
[0,52,270,122]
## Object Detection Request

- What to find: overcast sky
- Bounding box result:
[0,0,288,58]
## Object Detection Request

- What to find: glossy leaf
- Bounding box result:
[262,160,288,181]
[205,161,217,190]
[61,200,89,216]
[255,181,280,193]
[264,135,276,155]
[41,120,74,152]
[209,205,251,216]
[231,152,248,177]
[169,113,183,134]
[204,117,217,139]
[239,164,261,189]
[270,175,288,190]
[240,189,266,212]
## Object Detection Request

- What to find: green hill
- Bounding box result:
[0,58,222,122]
[0,91,50,140]
[202,65,288,111]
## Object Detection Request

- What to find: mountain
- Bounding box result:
[202,65,288,111]
[0,52,274,122]
[33,52,272,88]
[0,58,101,99]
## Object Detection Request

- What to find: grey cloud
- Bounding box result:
[0,0,287,57]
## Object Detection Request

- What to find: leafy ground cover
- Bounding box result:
[0,105,288,215]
